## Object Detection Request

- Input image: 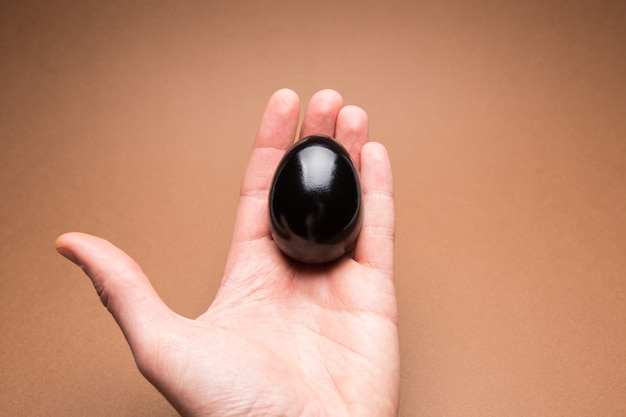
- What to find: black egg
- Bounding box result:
[269,135,362,264]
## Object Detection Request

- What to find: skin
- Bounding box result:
[56,89,398,417]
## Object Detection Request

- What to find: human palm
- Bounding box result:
[56,89,398,417]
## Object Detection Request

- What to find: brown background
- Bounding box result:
[1,1,625,415]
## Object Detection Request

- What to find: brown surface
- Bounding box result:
[2,1,626,415]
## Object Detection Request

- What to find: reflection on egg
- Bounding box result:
[269,135,362,263]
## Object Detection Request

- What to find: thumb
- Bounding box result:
[55,232,175,353]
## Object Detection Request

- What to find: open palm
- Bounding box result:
[56,89,398,417]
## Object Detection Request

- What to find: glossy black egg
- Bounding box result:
[269,135,362,264]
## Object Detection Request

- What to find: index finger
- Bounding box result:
[231,89,301,244]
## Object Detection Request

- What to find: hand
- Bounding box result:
[56,89,398,417]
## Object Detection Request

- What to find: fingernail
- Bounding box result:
[57,247,81,266]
